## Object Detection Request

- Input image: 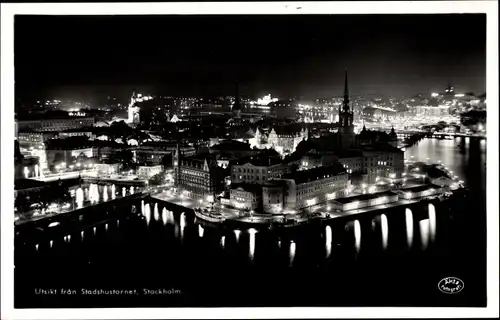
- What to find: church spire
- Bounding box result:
[343,70,350,112]
[232,80,241,118]
[344,70,349,97]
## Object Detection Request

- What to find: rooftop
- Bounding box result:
[59,127,95,133]
[362,143,403,153]
[17,110,95,121]
[357,128,392,141]
[98,159,122,165]
[231,183,263,194]
[419,164,453,180]
[45,137,94,150]
[336,149,364,158]
[271,124,305,136]
[398,184,442,193]
[282,162,346,184]
[45,136,126,150]
[139,141,194,150]
[334,191,398,204]
[211,140,252,151]
[233,155,283,167]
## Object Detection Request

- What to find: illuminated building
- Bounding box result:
[268,125,308,155]
[256,94,278,106]
[173,145,225,199]
[262,180,287,214]
[137,164,163,179]
[425,166,456,188]
[247,94,277,115]
[230,183,262,210]
[134,142,195,166]
[230,156,290,185]
[281,162,349,210]
[58,129,96,139]
[252,128,263,148]
[362,144,405,179]
[95,161,121,176]
[44,137,97,170]
[395,184,443,200]
[17,131,57,149]
[17,115,95,132]
[260,163,349,213]
[170,114,181,123]
[331,191,399,211]
[337,71,356,149]
[127,91,141,125]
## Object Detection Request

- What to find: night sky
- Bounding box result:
[15,14,486,101]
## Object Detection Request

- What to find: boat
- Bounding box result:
[193,208,226,223]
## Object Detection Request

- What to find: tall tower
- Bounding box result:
[128,90,140,125]
[232,81,242,119]
[338,70,355,149]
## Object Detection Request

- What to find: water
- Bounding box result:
[14,137,486,308]
[405,209,414,248]
[76,188,84,208]
[103,185,108,202]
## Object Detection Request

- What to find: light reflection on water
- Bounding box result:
[404,137,486,187]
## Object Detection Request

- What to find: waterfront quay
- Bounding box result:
[142,187,462,258]
[150,183,454,230]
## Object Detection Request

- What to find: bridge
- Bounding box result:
[32,170,94,182]
[32,170,148,186]
[15,193,148,244]
[83,176,147,187]
[395,129,486,139]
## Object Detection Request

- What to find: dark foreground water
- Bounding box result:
[14,137,487,308]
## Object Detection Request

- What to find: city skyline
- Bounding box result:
[15,14,486,101]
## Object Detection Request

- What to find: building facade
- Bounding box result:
[17,117,95,132]
[134,142,196,167]
[363,145,405,179]
[137,164,163,179]
[260,163,349,214]
[229,183,262,210]
[282,163,349,210]
[95,162,122,176]
[173,145,225,200]
[230,157,292,185]
[268,126,308,155]
[17,132,57,149]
